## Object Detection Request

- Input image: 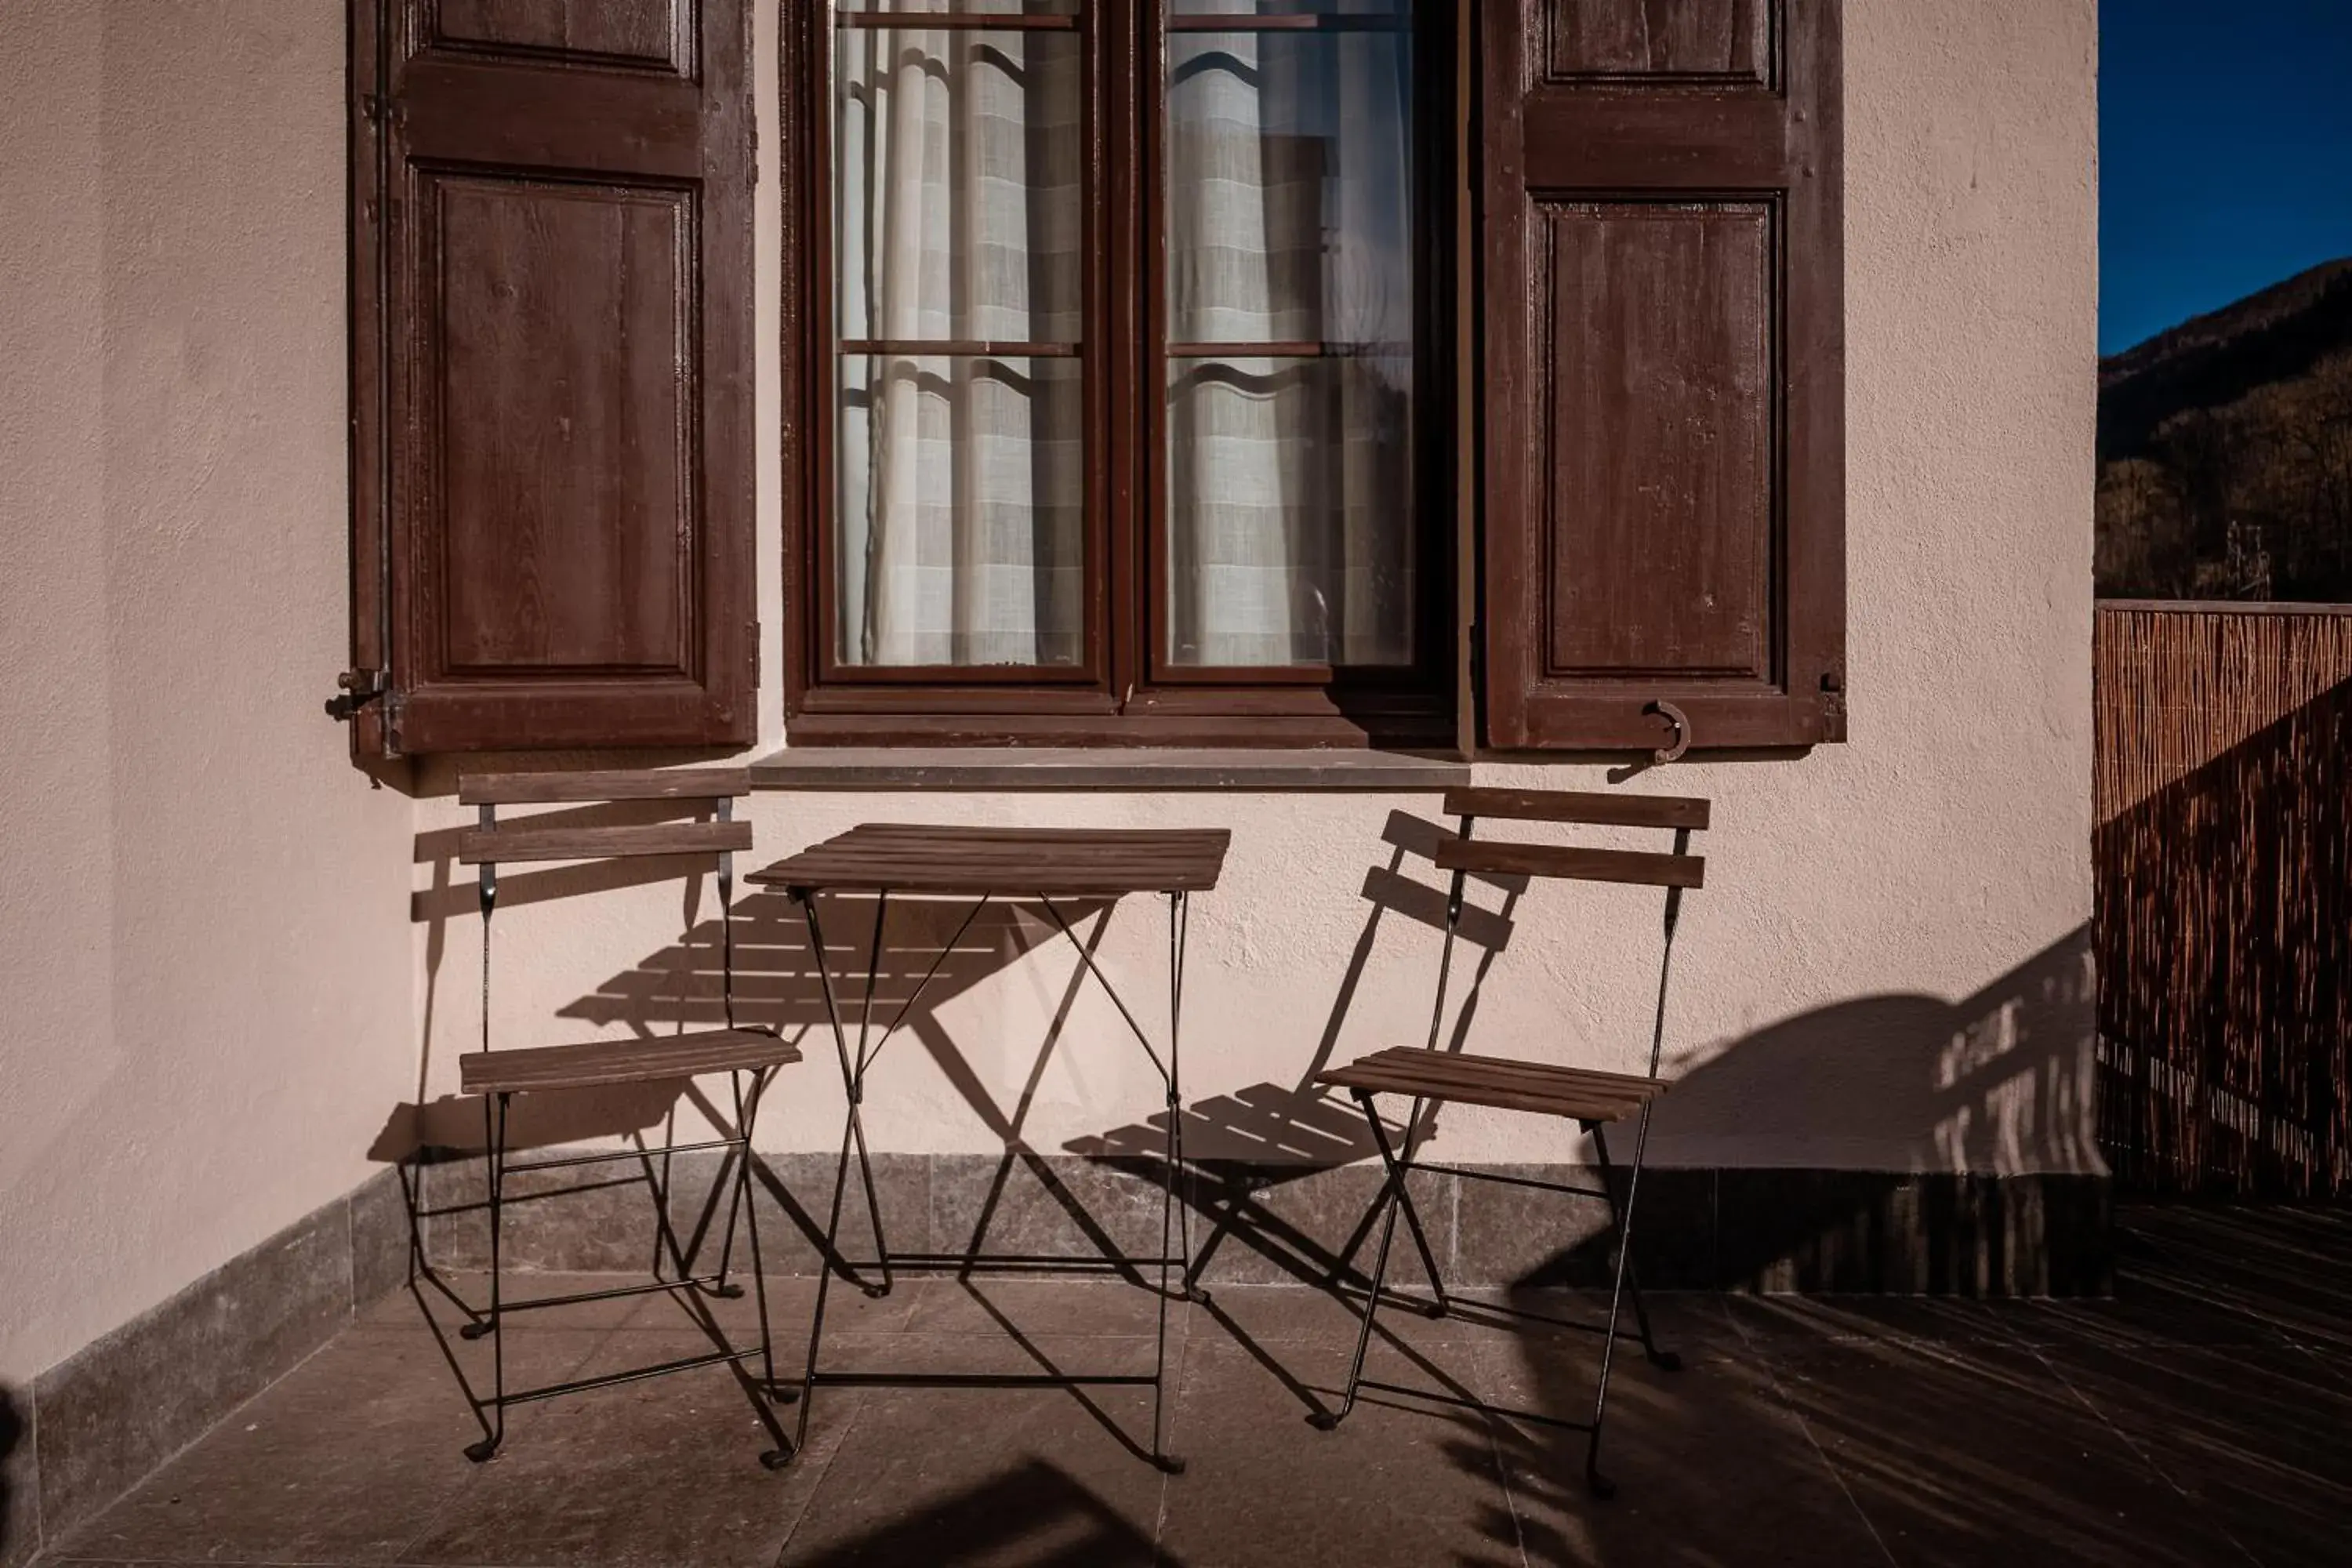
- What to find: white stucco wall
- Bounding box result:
[411,0,2100,1175]
[0,1,416,1384]
[1,0,2096,1381]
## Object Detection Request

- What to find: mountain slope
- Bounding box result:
[2100,258,2352,464]
[2097,259,2352,601]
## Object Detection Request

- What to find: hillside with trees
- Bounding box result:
[2097,257,2352,601]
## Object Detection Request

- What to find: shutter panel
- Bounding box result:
[349,0,755,757]
[1479,0,1844,751]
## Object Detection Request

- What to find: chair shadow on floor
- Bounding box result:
[785,1457,1174,1567]
[1065,809,1526,1425]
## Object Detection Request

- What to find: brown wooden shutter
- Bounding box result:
[347,0,755,757]
[1478,0,1844,752]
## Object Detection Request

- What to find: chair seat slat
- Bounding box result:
[460,1026,800,1095]
[1317,1047,1667,1123]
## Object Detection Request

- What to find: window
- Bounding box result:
[349,0,1845,761]
[785,0,1456,746]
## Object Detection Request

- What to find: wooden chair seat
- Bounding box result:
[1317,1046,1667,1124]
[459,1027,800,1095]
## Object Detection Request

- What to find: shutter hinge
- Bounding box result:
[1820,671,1846,731]
[325,667,387,722]
[360,92,384,125]
[749,620,761,689]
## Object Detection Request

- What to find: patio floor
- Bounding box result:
[37,1204,2352,1568]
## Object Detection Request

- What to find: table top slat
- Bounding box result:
[748,824,1231,895]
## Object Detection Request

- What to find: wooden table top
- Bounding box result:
[747,823,1231,896]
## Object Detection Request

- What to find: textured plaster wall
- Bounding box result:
[408,0,2100,1178]
[0,1,416,1383]
[1,0,2096,1379]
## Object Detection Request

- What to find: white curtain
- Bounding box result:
[836,3,1414,670]
[1166,0,1416,667]
[836,20,1083,666]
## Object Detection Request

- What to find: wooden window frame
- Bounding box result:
[779,2,1460,749]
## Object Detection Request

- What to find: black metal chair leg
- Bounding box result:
[1592,1123,1679,1372]
[793,1102,862,1454]
[728,1067,796,1468]
[699,1071,751,1301]
[1584,1102,1657,1500]
[1312,1090,1406,1432]
[463,1093,508,1462]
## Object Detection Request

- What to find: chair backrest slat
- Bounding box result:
[1443,786,1708,832]
[459,820,753,866]
[458,768,752,806]
[1436,837,1704,890]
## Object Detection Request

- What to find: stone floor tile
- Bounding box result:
[401,1330,844,1568]
[2039,1341,2352,1568]
[615,1269,927,1343]
[1157,1340,1519,1568]
[53,1328,603,1565]
[1472,1323,1889,1567]
[899,1276,1192,1340]
[358,1270,695,1333]
[777,1335,1174,1566]
[1762,1336,2252,1568]
[1185,1279,1475,1356]
[1725,1292,2026,1349]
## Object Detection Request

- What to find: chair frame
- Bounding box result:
[1310,787,1704,1499]
[397,768,799,1468]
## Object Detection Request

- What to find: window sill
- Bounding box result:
[748,746,1470,793]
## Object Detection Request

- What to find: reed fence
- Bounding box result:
[2095,601,2352,1196]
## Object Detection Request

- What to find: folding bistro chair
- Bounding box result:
[1309,786,1707,1499]
[405,768,803,1467]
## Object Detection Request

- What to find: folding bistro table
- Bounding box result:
[746,823,1230,1472]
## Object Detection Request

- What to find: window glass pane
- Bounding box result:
[1164,11,1415,667]
[835,27,1082,343]
[1169,0,1407,16]
[843,0,1076,16]
[1166,355,1414,667]
[838,356,1085,667]
[834,25,1083,668]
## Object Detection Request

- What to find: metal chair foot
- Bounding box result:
[1648,1348,1682,1372]
[459,1321,493,1341]
[1152,1452,1187,1475]
[1422,1299,1450,1320]
[859,1283,890,1299]
[1307,1410,1344,1432]
[764,1382,802,1406]
[707,1281,746,1300]
[1584,1465,1617,1501]
[463,1436,501,1464]
[760,1446,795,1471]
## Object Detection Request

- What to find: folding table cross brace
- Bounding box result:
[749,824,1229,1473]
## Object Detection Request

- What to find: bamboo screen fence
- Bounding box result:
[2095,601,2352,1196]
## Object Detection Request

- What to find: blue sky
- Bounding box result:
[2100,0,2352,355]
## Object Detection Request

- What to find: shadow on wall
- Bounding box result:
[2096,645,2352,1198]
[381,800,2099,1296]
[380,796,1113,1162]
[1070,805,2098,1293]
